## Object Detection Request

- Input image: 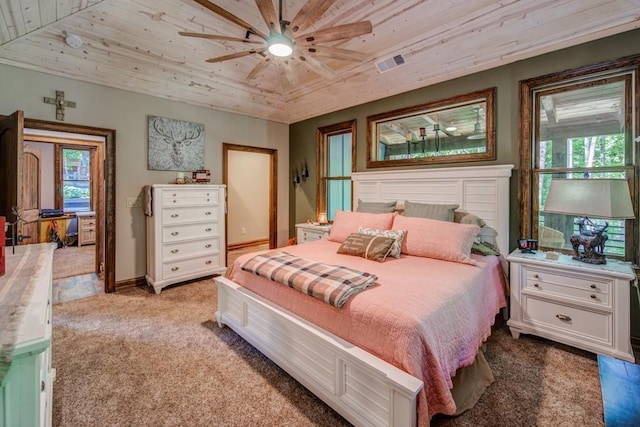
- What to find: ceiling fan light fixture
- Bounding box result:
[268,34,293,57]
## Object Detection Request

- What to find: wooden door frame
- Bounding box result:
[24,118,116,293]
[222,143,277,264]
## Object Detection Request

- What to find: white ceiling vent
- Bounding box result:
[375,54,406,73]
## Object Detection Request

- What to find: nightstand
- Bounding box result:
[507,250,635,362]
[295,223,331,244]
[77,211,96,246]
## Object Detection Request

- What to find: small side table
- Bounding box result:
[295,223,331,244]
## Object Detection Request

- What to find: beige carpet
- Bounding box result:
[52,280,605,426]
[52,245,95,279]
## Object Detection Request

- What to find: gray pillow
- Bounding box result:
[403,201,459,222]
[454,210,487,228]
[356,199,397,214]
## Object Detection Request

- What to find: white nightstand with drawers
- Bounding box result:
[295,223,331,244]
[507,249,635,362]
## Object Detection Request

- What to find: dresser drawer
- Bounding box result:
[163,237,220,261]
[161,188,220,207]
[523,295,612,344]
[162,206,219,224]
[298,229,327,243]
[163,254,221,279]
[162,222,219,243]
[523,265,611,306]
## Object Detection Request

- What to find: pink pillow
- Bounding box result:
[328,211,394,243]
[391,215,480,265]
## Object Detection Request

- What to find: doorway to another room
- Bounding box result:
[223,144,277,267]
[24,128,107,304]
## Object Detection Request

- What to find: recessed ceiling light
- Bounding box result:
[65,33,83,49]
[445,126,457,132]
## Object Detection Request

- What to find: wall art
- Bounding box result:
[148,115,204,171]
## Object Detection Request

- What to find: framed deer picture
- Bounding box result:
[148,116,205,171]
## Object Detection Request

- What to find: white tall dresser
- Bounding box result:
[146,184,226,294]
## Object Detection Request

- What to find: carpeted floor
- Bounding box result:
[52,244,95,279]
[52,279,605,427]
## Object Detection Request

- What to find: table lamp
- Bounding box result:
[543,178,635,264]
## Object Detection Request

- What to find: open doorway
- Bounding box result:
[223,143,277,267]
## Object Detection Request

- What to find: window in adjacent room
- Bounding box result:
[57,146,92,212]
[520,57,638,261]
[317,120,356,221]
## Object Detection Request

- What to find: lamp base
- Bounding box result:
[569,232,608,265]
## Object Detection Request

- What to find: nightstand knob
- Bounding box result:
[556,314,572,322]
[171,232,179,236]
[171,249,179,254]
[590,294,597,299]
[590,284,597,289]
[534,283,540,288]
[171,267,179,272]
[205,228,212,232]
[205,244,212,248]
[171,214,179,218]
[205,260,212,265]
[205,211,212,215]
[533,274,540,279]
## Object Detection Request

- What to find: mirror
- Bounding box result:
[366,87,496,167]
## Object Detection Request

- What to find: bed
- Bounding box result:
[214,164,513,426]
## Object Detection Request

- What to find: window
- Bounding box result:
[57,147,92,212]
[520,57,638,261]
[317,120,356,221]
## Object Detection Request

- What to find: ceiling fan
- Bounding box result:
[179,0,373,82]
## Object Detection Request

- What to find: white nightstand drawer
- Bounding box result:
[162,238,220,260]
[522,296,612,344]
[524,266,612,294]
[300,230,326,242]
[162,255,220,279]
[161,188,220,207]
[162,222,219,243]
[162,206,219,224]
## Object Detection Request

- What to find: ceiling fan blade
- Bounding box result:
[247,56,272,79]
[289,0,335,35]
[296,53,335,79]
[302,45,366,62]
[279,58,299,84]
[255,0,280,34]
[206,49,266,63]
[192,0,268,40]
[298,21,372,44]
[179,32,263,44]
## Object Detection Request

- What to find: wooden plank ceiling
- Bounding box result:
[0,0,639,124]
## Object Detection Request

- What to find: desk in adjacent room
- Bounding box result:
[39,215,74,243]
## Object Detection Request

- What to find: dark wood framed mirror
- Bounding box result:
[366,87,496,167]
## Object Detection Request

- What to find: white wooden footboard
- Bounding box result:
[214,276,424,427]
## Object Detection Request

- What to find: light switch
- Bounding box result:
[126,197,142,208]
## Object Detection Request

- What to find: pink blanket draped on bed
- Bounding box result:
[226,239,507,425]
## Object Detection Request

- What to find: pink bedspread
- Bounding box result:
[227,239,507,424]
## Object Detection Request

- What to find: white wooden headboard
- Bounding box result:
[352,164,514,256]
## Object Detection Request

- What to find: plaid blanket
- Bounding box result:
[240,251,377,308]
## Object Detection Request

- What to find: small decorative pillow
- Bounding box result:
[358,227,406,258]
[404,201,459,222]
[337,233,396,262]
[454,210,487,228]
[356,199,398,214]
[392,215,480,265]
[328,211,395,243]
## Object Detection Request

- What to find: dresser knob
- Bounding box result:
[171,249,179,254]
[173,200,176,203]
[205,228,212,232]
[590,294,596,299]
[205,211,212,215]
[207,199,210,202]
[205,244,212,248]
[205,260,212,265]
[590,284,597,289]
[556,314,572,322]
[173,193,177,197]
[41,381,45,392]
[171,232,179,236]
[171,214,179,218]
[534,283,540,288]
[171,267,179,272]
[534,274,540,279]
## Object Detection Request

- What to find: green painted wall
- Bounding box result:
[289,28,640,338]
